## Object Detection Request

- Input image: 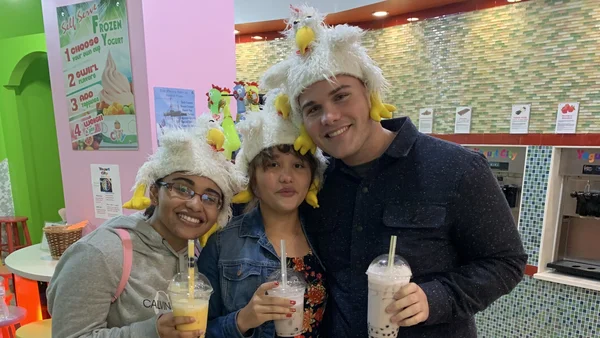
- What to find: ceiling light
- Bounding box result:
[234,29,240,34]
[372,11,388,17]
[507,0,522,2]
[407,17,419,22]
[251,36,263,40]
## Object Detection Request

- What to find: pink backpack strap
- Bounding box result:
[112,228,133,303]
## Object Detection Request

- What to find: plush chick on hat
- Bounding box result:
[232,88,328,208]
[260,4,397,155]
[123,114,247,244]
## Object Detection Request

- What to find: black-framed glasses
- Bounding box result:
[157,182,222,209]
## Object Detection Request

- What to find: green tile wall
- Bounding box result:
[235,0,600,336]
[236,0,600,134]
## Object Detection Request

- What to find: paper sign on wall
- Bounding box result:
[91,164,123,219]
[555,102,579,134]
[58,0,139,150]
[510,104,531,134]
[154,87,196,146]
[454,106,472,134]
[418,108,434,134]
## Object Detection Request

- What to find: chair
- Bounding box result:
[0,217,32,255]
[15,319,51,338]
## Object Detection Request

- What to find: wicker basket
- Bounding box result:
[44,225,84,260]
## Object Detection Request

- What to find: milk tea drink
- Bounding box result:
[366,254,412,338]
[168,272,213,333]
[267,269,307,337]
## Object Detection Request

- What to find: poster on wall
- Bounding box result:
[154,87,196,145]
[57,0,138,151]
[510,104,531,134]
[90,164,123,219]
[454,106,472,134]
[418,108,434,134]
[555,102,579,134]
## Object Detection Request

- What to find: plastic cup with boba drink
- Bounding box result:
[267,240,307,337]
[167,241,213,335]
[366,235,412,338]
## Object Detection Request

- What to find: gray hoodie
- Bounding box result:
[47,213,192,338]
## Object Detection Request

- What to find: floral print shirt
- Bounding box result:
[279,252,327,338]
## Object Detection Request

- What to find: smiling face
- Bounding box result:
[298,75,377,165]
[149,173,222,246]
[249,145,315,214]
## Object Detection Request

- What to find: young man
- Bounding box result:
[259,5,527,338]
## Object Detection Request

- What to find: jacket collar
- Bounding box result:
[326,117,420,174]
[238,206,265,239]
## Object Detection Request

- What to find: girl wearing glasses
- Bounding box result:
[198,89,329,337]
[47,115,246,338]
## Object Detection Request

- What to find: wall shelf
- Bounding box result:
[534,271,600,292]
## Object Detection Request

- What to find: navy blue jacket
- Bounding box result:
[300,117,527,337]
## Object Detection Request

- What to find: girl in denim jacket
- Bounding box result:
[198,88,329,337]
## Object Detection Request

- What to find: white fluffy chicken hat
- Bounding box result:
[123,113,247,230]
[259,4,397,154]
[232,88,328,208]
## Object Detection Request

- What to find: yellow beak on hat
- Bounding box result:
[296,26,315,55]
[207,128,225,151]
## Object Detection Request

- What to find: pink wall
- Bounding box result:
[42,0,236,227]
[142,0,237,146]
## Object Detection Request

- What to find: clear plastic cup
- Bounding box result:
[168,272,213,333]
[365,254,412,338]
[267,268,307,337]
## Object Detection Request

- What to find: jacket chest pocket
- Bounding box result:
[382,203,449,253]
[221,263,267,311]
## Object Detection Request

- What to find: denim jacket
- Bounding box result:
[197,207,326,338]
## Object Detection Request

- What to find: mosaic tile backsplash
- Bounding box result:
[235,0,600,335]
[236,0,600,134]
[0,159,14,216]
[473,146,599,337]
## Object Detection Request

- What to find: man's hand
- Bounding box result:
[386,282,429,326]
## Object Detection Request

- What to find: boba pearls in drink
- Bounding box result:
[267,268,307,337]
[366,251,412,338]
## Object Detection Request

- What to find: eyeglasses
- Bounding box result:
[157,182,222,209]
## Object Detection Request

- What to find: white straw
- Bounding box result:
[388,236,397,270]
[280,239,287,288]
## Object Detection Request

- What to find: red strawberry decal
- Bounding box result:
[561,104,570,114]
[567,104,575,113]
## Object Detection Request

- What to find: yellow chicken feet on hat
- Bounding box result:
[304,178,321,208]
[232,189,253,204]
[274,93,291,119]
[200,224,218,247]
[369,92,396,122]
[293,125,317,156]
[123,183,151,210]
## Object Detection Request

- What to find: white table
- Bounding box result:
[5,244,57,325]
[5,244,56,283]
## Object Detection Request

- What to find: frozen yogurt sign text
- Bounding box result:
[471,148,518,161]
[57,0,138,151]
[577,149,600,163]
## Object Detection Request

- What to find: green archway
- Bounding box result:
[3,51,65,244]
